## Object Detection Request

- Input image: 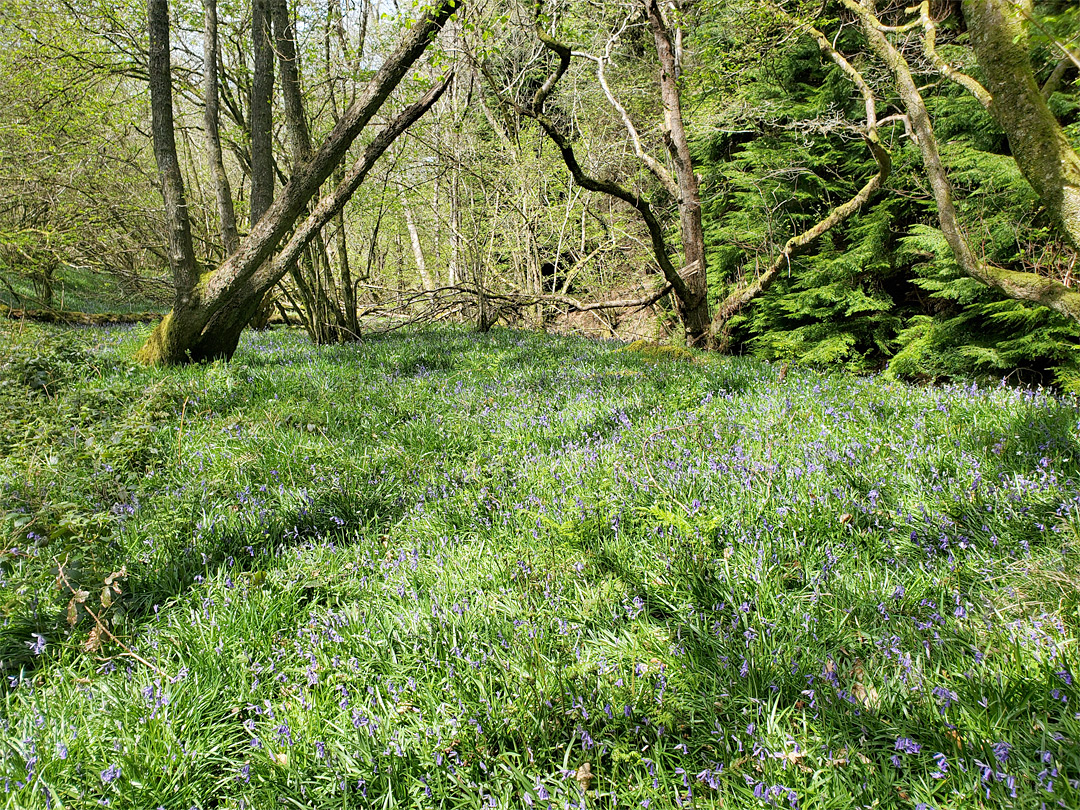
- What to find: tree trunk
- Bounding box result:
[136,0,461,364]
[337,210,357,334]
[645,0,709,345]
[249,0,274,223]
[274,0,312,164]
[962,0,1080,250]
[327,0,358,336]
[246,0,276,329]
[147,0,199,315]
[203,0,239,256]
[399,187,433,290]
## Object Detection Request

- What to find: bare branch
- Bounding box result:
[916,1,992,108]
[572,13,680,199]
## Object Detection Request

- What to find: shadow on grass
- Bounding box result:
[0,481,407,680]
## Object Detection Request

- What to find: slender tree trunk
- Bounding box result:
[274,0,312,164]
[326,1,358,334]
[247,0,276,328]
[136,1,461,364]
[250,0,274,222]
[334,185,357,334]
[645,0,709,345]
[204,0,239,255]
[449,171,460,287]
[147,0,200,317]
[399,187,433,290]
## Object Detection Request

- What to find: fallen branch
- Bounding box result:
[55,559,167,678]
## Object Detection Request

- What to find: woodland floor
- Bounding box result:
[0,322,1078,809]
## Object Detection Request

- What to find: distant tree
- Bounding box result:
[0,1,164,310]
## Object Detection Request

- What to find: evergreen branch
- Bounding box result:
[710,13,892,347]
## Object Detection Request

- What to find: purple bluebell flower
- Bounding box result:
[895,737,921,754]
[930,752,948,778]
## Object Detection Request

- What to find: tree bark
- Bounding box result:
[962,0,1080,250]
[645,0,709,345]
[136,0,461,364]
[203,0,239,255]
[245,0,277,329]
[147,0,199,313]
[250,0,274,224]
[273,0,312,164]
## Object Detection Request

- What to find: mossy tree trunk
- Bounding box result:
[848,0,1080,323]
[962,0,1080,251]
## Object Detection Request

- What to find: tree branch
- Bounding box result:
[572,14,680,199]
[916,0,992,108]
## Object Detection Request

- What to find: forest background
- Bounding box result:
[3,3,1080,806]
[0,0,1078,384]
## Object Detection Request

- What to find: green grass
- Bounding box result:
[1,321,1079,809]
[0,264,167,315]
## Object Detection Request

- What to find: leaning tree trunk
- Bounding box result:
[135,0,461,365]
